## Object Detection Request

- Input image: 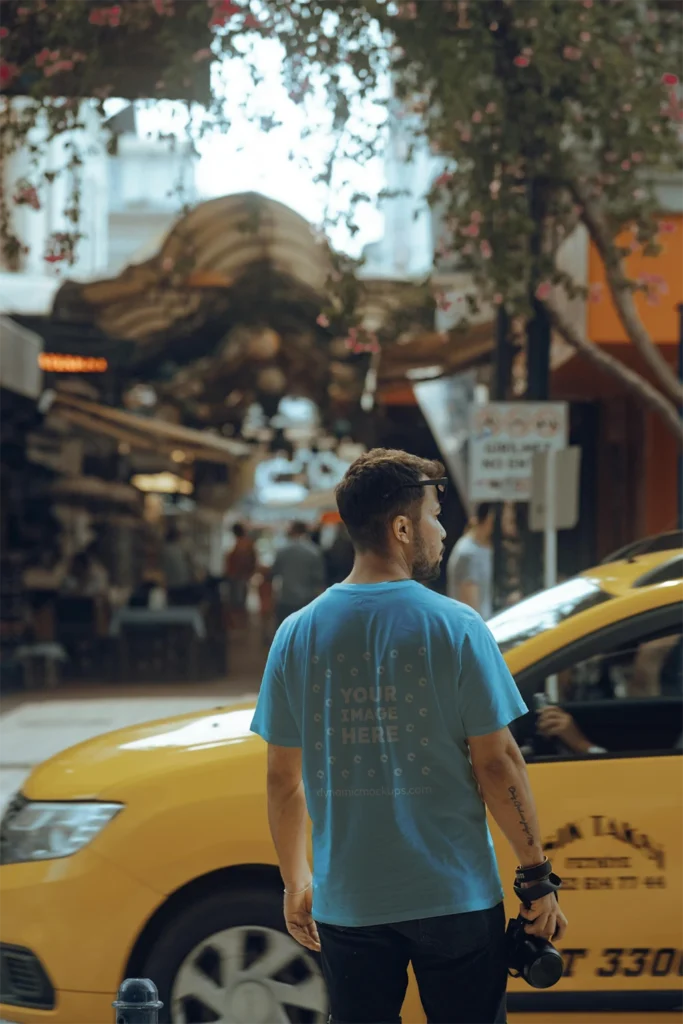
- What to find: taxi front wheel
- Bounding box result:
[141,885,328,1024]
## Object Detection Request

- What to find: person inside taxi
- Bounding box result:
[537,633,682,754]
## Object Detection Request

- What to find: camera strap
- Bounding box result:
[513,872,562,907]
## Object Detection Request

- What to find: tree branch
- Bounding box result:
[545,296,683,446]
[572,179,683,408]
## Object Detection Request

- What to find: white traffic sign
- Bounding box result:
[530,447,582,533]
[468,402,568,503]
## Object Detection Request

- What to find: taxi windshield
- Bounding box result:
[488,577,613,653]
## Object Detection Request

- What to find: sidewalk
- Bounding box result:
[0,625,266,811]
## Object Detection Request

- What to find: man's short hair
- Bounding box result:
[335,448,445,553]
[289,520,308,537]
[233,522,246,538]
[474,503,492,524]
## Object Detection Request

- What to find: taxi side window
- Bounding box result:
[529,626,683,758]
[559,631,682,705]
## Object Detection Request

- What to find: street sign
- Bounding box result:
[468,402,569,502]
[530,448,582,533]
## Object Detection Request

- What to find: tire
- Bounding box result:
[142,885,328,1024]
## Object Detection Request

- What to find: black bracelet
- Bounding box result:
[513,872,563,906]
[515,858,552,884]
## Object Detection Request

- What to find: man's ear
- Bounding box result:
[392,514,412,546]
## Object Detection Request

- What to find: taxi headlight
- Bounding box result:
[0,799,123,864]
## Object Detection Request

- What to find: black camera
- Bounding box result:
[506,915,564,989]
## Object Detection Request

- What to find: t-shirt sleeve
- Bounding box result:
[453,550,479,584]
[250,627,301,747]
[458,615,528,737]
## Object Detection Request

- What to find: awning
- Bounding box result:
[52,193,331,346]
[51,392,250,464]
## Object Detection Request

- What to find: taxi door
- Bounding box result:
[499,605,683,1024]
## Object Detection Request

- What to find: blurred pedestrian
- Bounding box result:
[324,522,355,585]
[225,522,256,628]
[62,545,109,598]
[251,448,565,1024]
[271,521,325,627]
[161,524,195,604]
[447,503,495,619]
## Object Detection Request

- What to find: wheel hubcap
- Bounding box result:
[171,924,327,1023]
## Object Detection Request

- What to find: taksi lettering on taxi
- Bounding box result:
[542,816,665,870]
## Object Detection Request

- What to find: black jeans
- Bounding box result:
[317,902,507,1024]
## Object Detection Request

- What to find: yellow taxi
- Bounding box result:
[1,550,681,1024]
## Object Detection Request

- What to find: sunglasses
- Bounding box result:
[382,477,448,502]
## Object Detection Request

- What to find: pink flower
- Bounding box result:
[434,172,453,188]
[535,281,552,301]
[513,55,530,67]
[480,240,492,259]
[17,6,29,14]
[462,223,480,238]
[192,48,212,61]
[489,21,498,30]
[35,47,51,68]
[622,103,632,112]
[462,243,473,256]
[489,180,501,197]
[460,128,471,142]
[659,221,676,234]
[485,102,497,114]
[589,283,603,303]
[470,210,482,223]
[0,27,8,39]
[0,60,19,86]
[632,188,646,200]
[580,31,591,42]
[152,0,173,13]
[662,73,679,86]
[209,0,240,27]
[528,17,538,27]
[89,5,121,26]
[604,151,617,162]
[582,0,593,6]
[621,159,631,170]
[563,46,582,61]
[472,110,483,123]
[316,313,330,328]
[592,57,602,69]
[493,293,503,305]
[631,152,643,163]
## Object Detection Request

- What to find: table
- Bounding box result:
[109,607,206,682]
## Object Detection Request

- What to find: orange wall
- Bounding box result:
[588,215,682,345]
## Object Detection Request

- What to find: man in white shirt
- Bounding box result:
[447,504,495,619]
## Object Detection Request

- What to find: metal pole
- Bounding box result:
[544,448,557,591]
[113,979,162,1024]
[678,304,683,530]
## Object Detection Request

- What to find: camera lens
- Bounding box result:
[527,948,564,989]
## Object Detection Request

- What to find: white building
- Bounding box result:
[0,101,198,316]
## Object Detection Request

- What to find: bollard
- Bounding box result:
[113,978,163,1024]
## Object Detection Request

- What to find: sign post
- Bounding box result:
[544,448,557,591]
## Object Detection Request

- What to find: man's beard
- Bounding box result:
[411,526,442,582]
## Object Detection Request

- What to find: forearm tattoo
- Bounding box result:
[508,785,534,847]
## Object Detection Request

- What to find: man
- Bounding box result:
[251,449,566,1024]
[225,522,256,627]
[447,502,495,619]
[270,520,326,627]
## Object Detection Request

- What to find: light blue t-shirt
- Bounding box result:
[250,580,527,928]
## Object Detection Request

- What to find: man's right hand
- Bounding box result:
[520,892,568,942]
